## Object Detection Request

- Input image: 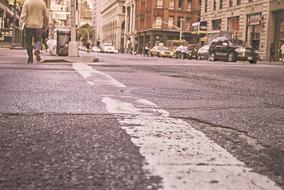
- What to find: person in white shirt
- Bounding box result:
[280,43,284,64]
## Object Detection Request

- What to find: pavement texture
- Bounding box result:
[0,114,161,190]
[1,48,284,190]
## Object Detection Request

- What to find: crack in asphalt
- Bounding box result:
[163,163,245,167]
[164,106,279,111]
[171,116,267,148]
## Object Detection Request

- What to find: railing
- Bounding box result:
[12,27,24,48]
[0,27,24,48]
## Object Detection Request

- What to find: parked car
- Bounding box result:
[101,43,119,54]
[197,44,210,60]
[149,46,174,58]
[174,45,187,59]
[92,46,101,53]
[208,38,259,63]
[175,45,198,59]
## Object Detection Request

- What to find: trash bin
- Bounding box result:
[56,28,71,56]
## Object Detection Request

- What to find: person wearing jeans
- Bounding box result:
[19,0,48,64]
[24,28,42,63]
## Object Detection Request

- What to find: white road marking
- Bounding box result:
[72,63,126,88]
[102,97,281,190]
[74,63,281,190]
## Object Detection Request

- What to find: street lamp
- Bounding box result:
[11,0,17,48]
[68,0,79,57]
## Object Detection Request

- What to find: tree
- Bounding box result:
[77,24,94,47]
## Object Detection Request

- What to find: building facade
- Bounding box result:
[135,0,201,53]
[93,0,103,44]
[101,0,126,51]
[124,0,135,53]
[78,0,92,26]
[200,0,284,61]
[268,0,284,61]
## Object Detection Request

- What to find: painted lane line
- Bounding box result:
[72,63,126,88]
[73,63,281,190]
[102,97,281,190]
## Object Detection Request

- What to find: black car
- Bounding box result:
[175,45,198,59]
[208,37,258,63]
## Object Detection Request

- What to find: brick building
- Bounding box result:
[135,0,200,53]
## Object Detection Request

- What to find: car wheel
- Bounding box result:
[249,59,257,64]
[209,53,215,61]
[157,53,160,57]
[176,52,181,59]
[228,52,236,62]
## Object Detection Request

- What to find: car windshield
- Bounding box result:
[202,45,209,50]
[158,46,169,51]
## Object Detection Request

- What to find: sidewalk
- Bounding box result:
[258,60,284,65]
[0,48,99,64]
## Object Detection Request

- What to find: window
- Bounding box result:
[213,0,217,10]
[156,17,162,28]
[169,0,174,9]
[237,0,240,5]
[168,17,174,28]
[228,16,240,38]
[157,0,163,8]
[229,0,233,6]
[187,0,192,10]
[249,0,253,2]
[204,0,208,12]
[220,0,223,9]
[212,19,222,30]
[178,0,183,9]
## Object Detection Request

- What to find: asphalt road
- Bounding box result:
[0,50,283,190]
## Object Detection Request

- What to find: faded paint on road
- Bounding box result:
[74,63,282,190]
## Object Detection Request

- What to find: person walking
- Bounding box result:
[280,43,284,64]
[270,43,275,62]
[19,0,48,63]
[144,43,150,56]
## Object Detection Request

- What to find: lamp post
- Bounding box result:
[11,0,16,48]
[68,0,79,57]
[179,18,183,41]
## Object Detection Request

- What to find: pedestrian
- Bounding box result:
[280,43,284,64]
[270,43,275,62]
[144,43,150,56]
[19,0,48,64]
